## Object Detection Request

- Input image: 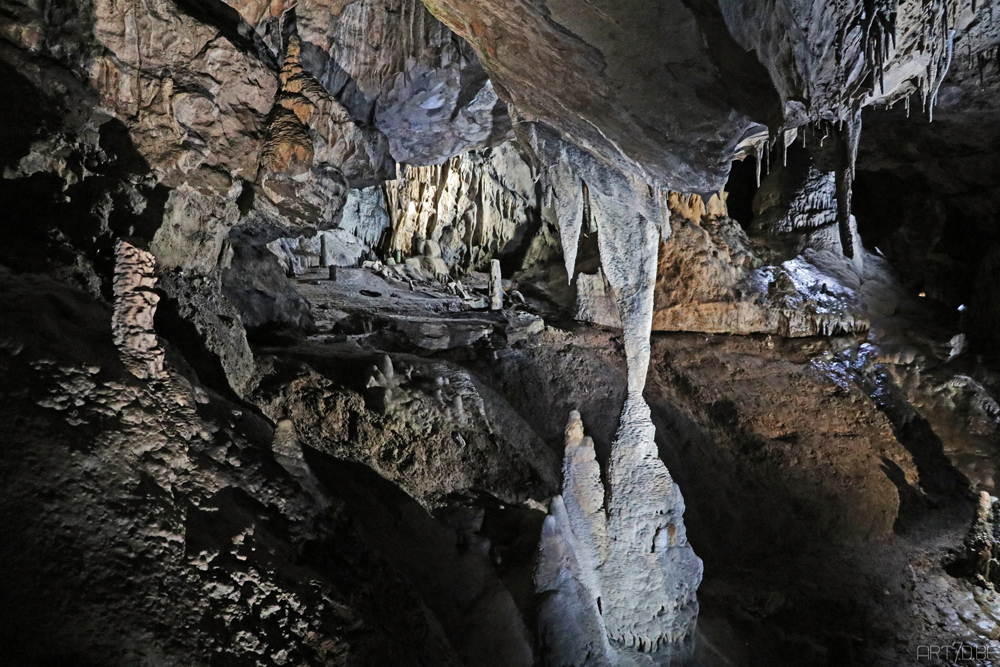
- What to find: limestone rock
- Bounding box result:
[542,157,702,663]
[505,312,546,345]
[603,396,702,659]
[643,152,870,338]
[272,419,330,508]
[384,140,554,273]
[537,409,702,666]
[575,270,622,329]
[221,239,317,333]
[266,227,375,275]
[1,0,277,187]
[252,351,560,507]
[155,271,256,397]
[257,33,363,227]
[651,211,869,337]
[719,0,991,121]
[423,0,777,193]
[489,259,504,310]
[296,0,512,164]
[340,185,393,249]
[112,241,166,380]
[150,184,243,274]
[536,495,617,667]
[320,228,371,267]
[0,267,469,666]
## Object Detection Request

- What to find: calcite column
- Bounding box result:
[537,188,702,666]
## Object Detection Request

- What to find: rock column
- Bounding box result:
[112,240,166,380]
[536,187,702,666]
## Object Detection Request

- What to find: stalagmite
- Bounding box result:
[603,394,701,659]
[537,402,702,665]
[489,259,504,310]
[535,413,616,667]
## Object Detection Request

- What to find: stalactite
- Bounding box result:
[755,143,762,187]
[929,28,956,121]
[835,109,862,259]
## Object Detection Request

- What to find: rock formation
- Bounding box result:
[1,0,1000,664]
[384,140,556,273]
[112,240,167,380]
[489,259,504,310]
[538,409,702,666]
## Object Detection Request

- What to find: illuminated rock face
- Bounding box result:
[112,240,166,380]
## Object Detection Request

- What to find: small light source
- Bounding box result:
[958,304,967,312]
[918,292,926,298]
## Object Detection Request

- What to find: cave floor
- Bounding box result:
[247,265,1000,666]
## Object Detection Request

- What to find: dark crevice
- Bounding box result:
[153,292,233,398]
[725,157,759,230]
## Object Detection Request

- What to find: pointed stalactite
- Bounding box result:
[592,189,659,394]
[539,163,587,284]
[928,28,956,121]
[835,109,862,259]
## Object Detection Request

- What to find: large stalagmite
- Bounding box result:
[537,404,702,665]
[2,0,1000,662]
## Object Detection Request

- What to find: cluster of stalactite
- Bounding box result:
[746,116,860,259]
[833,0,963,115]
[838,0,899,96]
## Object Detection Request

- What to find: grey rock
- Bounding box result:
[222,239,316,333]
[150,184,242,275]
[297,0,512,165]
[156,271,256,397]
[340,185,392,249]
[575,269,622,329]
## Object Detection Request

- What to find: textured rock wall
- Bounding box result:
[112,240,167,380]
[384,140,557,273]
[422,0,779,192]
[2,0,999,665]
[282,0,512,165]
[650,153,870,337]
[0,267,472,666]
